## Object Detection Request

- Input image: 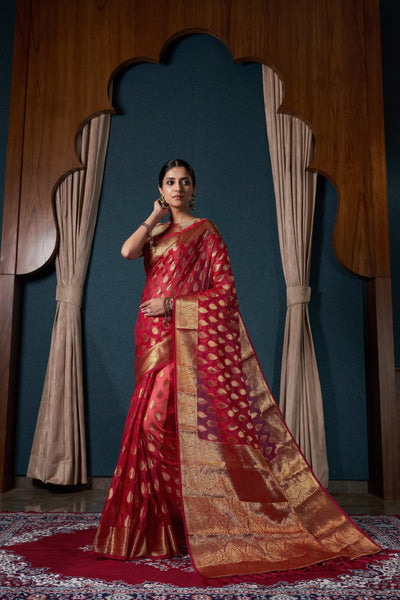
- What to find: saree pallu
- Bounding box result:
[93,219,380,576]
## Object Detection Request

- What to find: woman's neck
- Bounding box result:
[170,209,193,225]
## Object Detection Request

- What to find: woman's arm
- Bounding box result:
[121,200,169,260]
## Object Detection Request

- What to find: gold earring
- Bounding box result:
[190,195,195,211]
[159,194,168,209]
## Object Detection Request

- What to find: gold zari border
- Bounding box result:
[175,302,380,577]
[135,337,173,383]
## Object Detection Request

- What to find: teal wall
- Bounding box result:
[0,4,398,481]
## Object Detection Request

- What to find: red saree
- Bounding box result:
[92,218,380,576]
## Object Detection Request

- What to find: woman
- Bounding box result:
[92,159,380,577]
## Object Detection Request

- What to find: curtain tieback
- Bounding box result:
[286,285,311,307]
[56,284,83,308]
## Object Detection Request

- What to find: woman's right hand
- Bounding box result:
[153,198,170,221]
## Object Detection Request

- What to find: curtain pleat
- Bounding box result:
[262,67,329,486]
[27,113,111,485]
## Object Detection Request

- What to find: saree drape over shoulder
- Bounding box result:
[92,219,380,577]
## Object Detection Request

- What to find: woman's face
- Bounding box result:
[158,166,196,211]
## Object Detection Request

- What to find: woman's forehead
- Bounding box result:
[163,166,191,179]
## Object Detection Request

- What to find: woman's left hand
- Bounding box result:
[140,297,165,317]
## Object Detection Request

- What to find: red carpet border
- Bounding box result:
[0,512,399,599]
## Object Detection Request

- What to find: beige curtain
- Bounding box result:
[262,66,329,486]
[27,113,111,485]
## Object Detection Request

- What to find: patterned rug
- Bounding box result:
[0,512,399,599]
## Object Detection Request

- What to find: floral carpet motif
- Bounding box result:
[0,512,399,599]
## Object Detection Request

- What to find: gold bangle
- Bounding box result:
[141,222,153,249]
[163,296,174,325]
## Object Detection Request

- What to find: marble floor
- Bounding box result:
[1,479,400,515]
[0,485,108,513]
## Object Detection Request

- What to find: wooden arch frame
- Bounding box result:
[0,0,398,497]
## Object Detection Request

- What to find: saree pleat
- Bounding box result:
[93,360,185,559]
[93,219,380,576]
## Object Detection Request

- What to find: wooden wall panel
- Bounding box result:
[367,278,398,498]
[0,0,31,275]
[0,0,31,491]
[0,0,398,497]
[12,0,391,278]
[0,276,21,491]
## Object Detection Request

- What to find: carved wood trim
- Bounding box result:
[4,0,391,279]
